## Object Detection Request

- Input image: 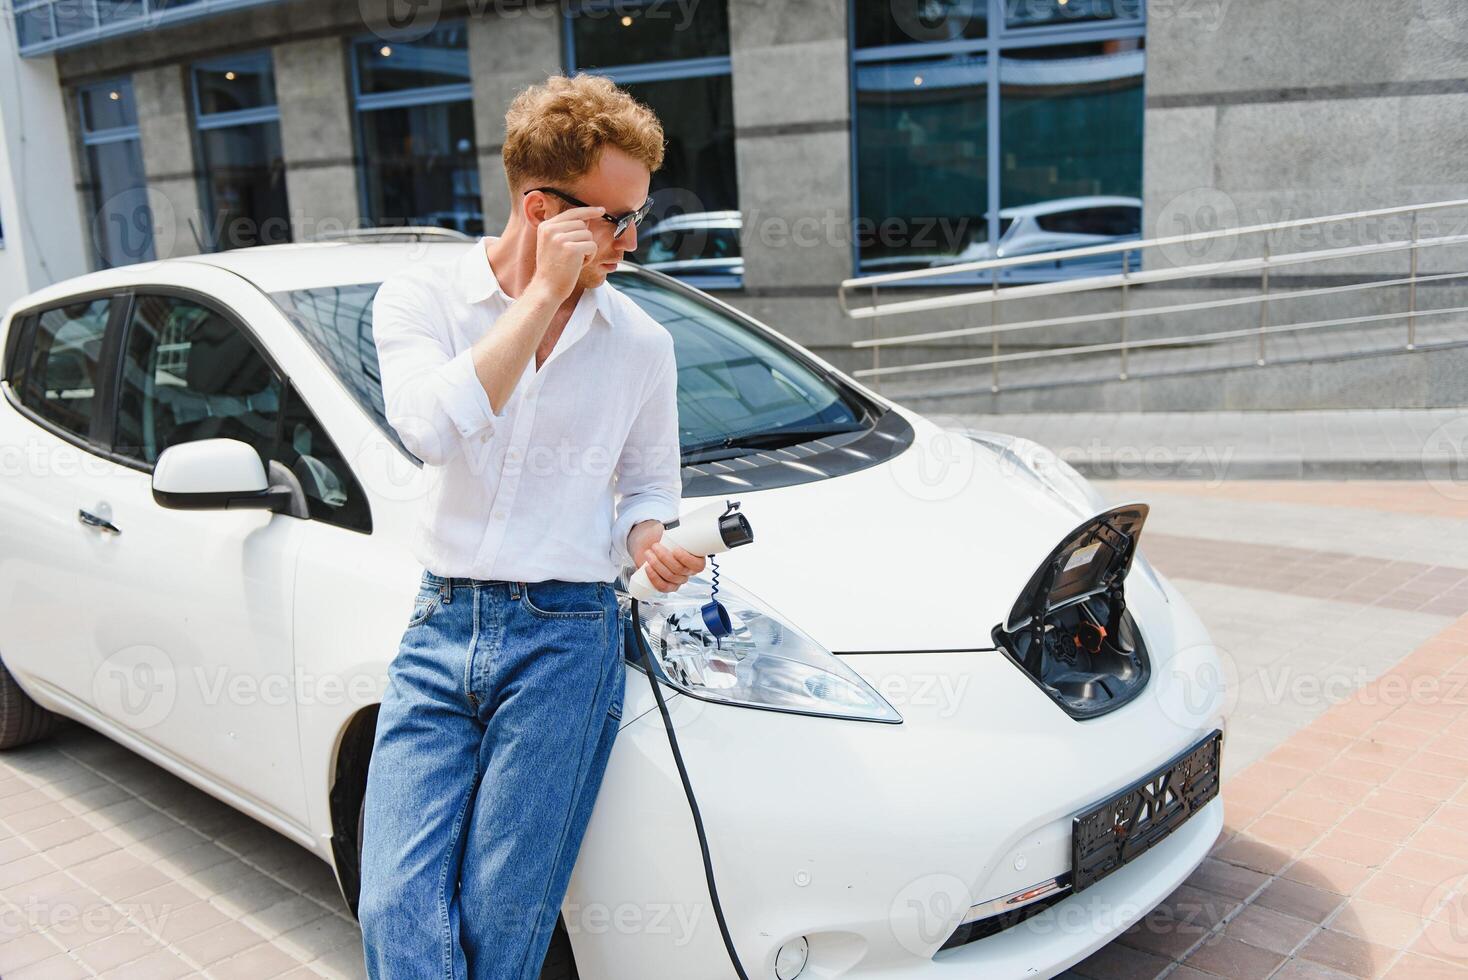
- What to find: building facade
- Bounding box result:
[4,0,1466,379]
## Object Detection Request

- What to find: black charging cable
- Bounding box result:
[629,597,751,980]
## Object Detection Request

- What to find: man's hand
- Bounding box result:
[628,519,706,594]
[530,205,603,301]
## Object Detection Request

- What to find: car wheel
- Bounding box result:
[355,793,580,979]
[0,656,60,749]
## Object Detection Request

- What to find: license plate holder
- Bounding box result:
[1072,730,1223,894]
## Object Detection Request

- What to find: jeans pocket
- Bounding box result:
[522,580,606,619]
[406,591,440,629]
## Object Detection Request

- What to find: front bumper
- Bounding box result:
[562,575,1225,979]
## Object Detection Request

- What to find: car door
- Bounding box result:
[66,284,312,827]
[0,294,124,705]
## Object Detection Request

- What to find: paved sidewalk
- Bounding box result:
[950,409,1468,480]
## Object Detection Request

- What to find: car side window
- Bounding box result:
[114,294,283,467]
[273,387,373,534]
[17,298,111,441]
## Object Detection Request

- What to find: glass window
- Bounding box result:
[570,0,730,69]
[271,274,865,461]
[269,283,409,461]
[353,27,472,93]
[855,54,988,271]
[194,54,277,114]
[352,24,481,235]
[19,298,111,440]
[998,39,1143,265]
[566,1,741,287]
[192,52,291,250]
[78,79,155,268]
[854,0,987,48]
[114,294,282,466]
[1005,0,1122,29]
[277,386,372,533]
[851,0,1145,280]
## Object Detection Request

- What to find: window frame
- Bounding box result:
[562,0,742,291]
[348,23,479,234]
[189,49,290,251]
[77,78,154,269]
[847,0,1147,285]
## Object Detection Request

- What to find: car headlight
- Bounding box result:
[626,576,902,724]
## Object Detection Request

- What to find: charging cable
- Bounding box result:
[630,597,752,980]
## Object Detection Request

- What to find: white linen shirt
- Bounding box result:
[371,237,682,584]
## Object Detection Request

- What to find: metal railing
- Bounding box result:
[838,199,1468,391]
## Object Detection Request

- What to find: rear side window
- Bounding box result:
[17,298,111,440]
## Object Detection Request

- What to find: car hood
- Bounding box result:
[694,413,1089,653]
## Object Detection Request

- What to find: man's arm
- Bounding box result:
[372,207,606,467]
[610,342,705,592]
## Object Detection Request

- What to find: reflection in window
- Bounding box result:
[1006,0,1122,29]
[78,79,154,268]
[352,24,482,235]
[855,55,988,272]
[269,283,412,463]
[998,40,1143,269]
[566,1,742,287]
[192,51,291,250]
[570,0,730,69]
[115,294,282,466]
[851,0,1145,279]
[21,299,111,439]
[854,0,987,48]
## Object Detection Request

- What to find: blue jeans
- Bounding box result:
[359,570,625,980]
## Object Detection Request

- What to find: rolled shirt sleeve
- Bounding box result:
[372,276,505,466]
[609,340,683,572]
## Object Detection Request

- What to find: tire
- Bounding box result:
[0,656,60,749]
[355,793,580,979]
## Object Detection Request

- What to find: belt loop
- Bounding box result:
[510,581,521,600]
[440,577,452,603]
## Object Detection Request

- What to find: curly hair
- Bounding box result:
[502,73,665,189]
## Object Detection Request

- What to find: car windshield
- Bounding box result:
[269,271,866,464]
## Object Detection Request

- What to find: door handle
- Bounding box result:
[77,509,121,535]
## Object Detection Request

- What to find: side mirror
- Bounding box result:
[152,438,292,513]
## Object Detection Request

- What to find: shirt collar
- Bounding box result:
[462,236,615,328]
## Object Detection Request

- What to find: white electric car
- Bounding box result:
[0,238,1226,979]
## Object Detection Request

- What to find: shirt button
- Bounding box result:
[506,448,520,460]
[493,510,506,521]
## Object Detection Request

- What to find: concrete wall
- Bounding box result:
[0,14,88,311]
[275,38,360,240]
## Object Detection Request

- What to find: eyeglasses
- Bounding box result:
[524,186,654,238]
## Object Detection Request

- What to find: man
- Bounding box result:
[358,73,705,980]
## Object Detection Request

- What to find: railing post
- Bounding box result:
[869,286,880,389]
[990,278,1000,393]
[1120,250,1131,380]
[1257,240,1270,366]
[1407,210,1419,351]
